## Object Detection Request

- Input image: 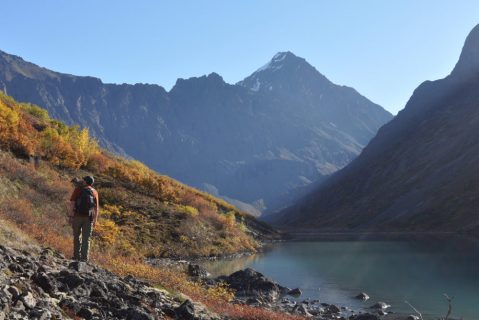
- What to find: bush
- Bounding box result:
[94,219,120,245]
[20,103,49,121]
[178,205,199,217]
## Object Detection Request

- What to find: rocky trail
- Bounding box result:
[0,245,219,320]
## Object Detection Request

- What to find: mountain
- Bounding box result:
[0,50,392,215]
[273,24,479,235]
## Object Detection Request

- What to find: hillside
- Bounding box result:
[0,91,279,259]
[0,92,307,319]
[0,50,392,215]
[273,24,479,235]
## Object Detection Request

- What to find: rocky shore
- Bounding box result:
[0,244,442,320]
[208,267,408,320]
[154,257,421,320]
[0,245,220,320]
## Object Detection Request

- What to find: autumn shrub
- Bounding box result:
[177,205,199,217]
[100,187,129,205]
[19,103,49,121]
[0,92,98,169]
[94,219,120,245]
[86,151,114,172]
[0,198,35,225]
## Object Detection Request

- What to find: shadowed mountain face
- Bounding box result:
[273,24,479,234]
[0,50,392,215]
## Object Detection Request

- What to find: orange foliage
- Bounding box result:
[0,93,99,168]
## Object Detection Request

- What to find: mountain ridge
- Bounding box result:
[0,49,392,216]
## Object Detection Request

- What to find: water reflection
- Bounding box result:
[201,253,261,276]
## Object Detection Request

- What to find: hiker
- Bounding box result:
[69,176,99,262]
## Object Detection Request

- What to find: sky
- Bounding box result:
[1,1,478,115]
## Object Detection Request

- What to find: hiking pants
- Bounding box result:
[72,216,93,261]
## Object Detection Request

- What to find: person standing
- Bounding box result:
[69,176,99,262]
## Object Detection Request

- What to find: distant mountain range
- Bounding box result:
[272,24,479,235]
[0,50,392,215]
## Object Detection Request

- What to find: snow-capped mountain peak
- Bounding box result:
[255,51,295,73]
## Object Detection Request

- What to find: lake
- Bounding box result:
[200,237,479,319]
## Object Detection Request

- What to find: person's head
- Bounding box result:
[83,175,94,186]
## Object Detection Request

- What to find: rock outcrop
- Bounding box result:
[0,245,219,320]
[216,268,289,302]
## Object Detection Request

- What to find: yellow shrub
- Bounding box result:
[206,282,235,302]
[94,219,120,245]
[19,103,49,121]
[102,204,121,218]
[225,211,236,228]
[178,205,199,217]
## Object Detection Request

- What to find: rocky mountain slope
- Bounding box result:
[273,24,479,235]
[0,50,392,215]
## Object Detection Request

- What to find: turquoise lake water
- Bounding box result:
[201,238,479,319]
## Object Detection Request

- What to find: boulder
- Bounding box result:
[20,292,36,309]
[29,309,52,320]
[33,272,56,294]
[287,288,302,297]
[77,307,94,320]
[124,307,154,320]
[370,301,391,309]
[217,268,287,302]
[7,286,20,299]
[292,303,313,317]
[69,261,91,273]
[175,299,196,320]
[355,292,370,301]
[57,270,84,289]
[326,304,341,314]
[8,263,24,274]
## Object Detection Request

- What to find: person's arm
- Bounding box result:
[69,187,80,223]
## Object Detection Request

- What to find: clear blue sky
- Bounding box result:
[1,1,478,114]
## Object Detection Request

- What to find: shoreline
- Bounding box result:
[145,234,475,319]
[280,230,479,241]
